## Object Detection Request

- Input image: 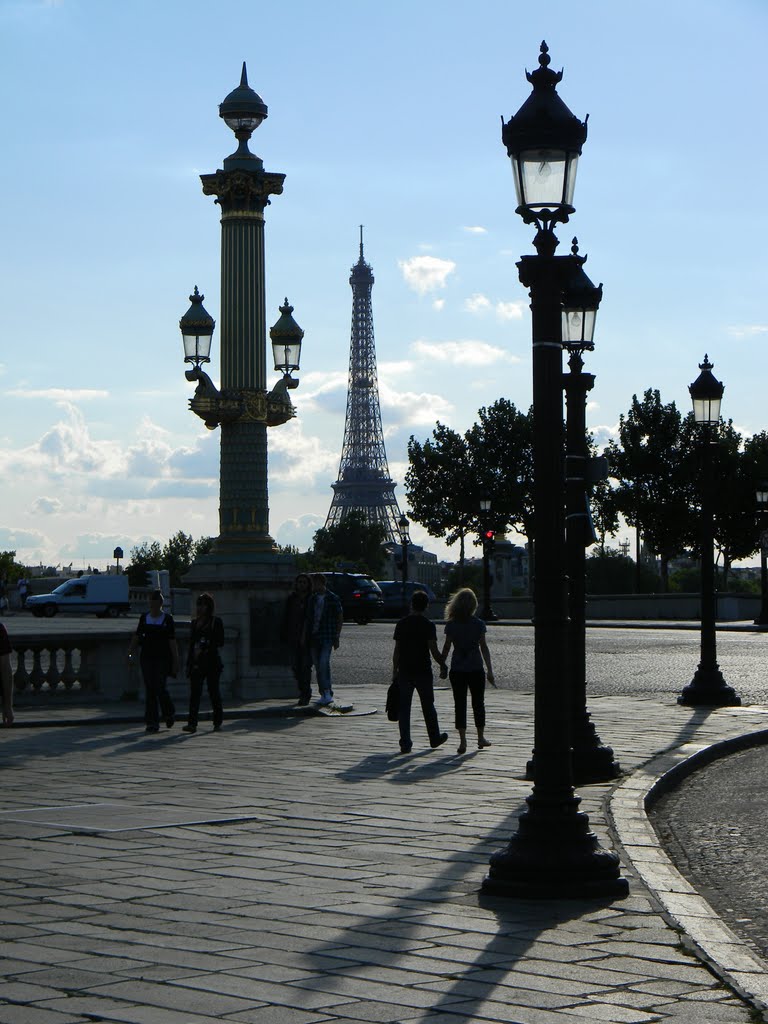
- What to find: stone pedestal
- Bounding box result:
[184,552,297,700]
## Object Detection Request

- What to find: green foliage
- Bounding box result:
[606,389,695,589]
[0,551,25,585]
[406,400,534,571]
[585,547,660,594]
[125,541,163,586]
[125,534,215,587]
[445,564,483,597]
[312,510,388,576]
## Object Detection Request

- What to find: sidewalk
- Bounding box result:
[1,689,767,1024]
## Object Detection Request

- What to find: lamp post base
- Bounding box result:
[678,665,741,707]
[482,796,628,899]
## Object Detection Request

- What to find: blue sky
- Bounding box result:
[1,0,766,569]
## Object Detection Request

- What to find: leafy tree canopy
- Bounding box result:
[312,510,388,576]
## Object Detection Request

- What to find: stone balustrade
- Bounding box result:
[10,626,240,708]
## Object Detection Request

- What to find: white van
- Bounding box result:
[27,575,130,619]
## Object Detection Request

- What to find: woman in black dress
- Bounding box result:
[441,587,494,754]
[184,592,225,733]
[129,590,179,734]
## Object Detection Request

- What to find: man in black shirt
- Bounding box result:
[392,590,448,754]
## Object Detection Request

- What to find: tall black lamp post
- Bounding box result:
[397,513,410,615]
[483,42,626,898]
[678,356,740,707]
[562,242,619,784]
[755,484,768,627]
[479,499,496,621]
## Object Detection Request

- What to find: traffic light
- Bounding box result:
[483,529,495,555]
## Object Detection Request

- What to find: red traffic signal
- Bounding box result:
[484,529,495,541]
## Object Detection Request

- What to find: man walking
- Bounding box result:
[392,589,447,754]
[308,574,343,707]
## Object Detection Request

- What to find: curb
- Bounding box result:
[609,720,768,1019]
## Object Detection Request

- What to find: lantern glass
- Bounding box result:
[756,486,768,507]
[512,148,578,216]
[691,394,721,426]
[272,339,301,373]
[183,332,212,365]
[561,307,596,346]
[223,113,264,133]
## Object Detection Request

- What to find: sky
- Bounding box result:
[1,0,767,571]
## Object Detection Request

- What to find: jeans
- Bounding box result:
[398,673,440,750]
[311,641,334,697]
[141,658,175,728]
[291,644,313,702]
[188,667,223,728]
[449,670,486,731]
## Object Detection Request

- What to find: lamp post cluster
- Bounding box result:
[180,65,305,554]
[678,357,740,707]
[756,484,768,627]
[482,43,627,898]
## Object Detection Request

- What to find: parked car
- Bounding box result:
[376,580,438,616]
[319,572,384,625]
[27,575,130,619]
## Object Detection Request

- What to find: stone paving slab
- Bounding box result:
[2,689,768,1023]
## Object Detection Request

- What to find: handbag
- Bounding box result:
[385,680,399,722]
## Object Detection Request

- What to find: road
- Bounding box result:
[6,613,768,704]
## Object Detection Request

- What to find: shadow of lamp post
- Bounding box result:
[678,356,740,707]
[482,42,627,898]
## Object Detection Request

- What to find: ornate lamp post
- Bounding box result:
[482,42,626,898]
[562,242,619,784]
[479,499,496,621]
[397,513,410,615]
[755,484,768,627]
[678,357,740,707]
[181,65,305,699]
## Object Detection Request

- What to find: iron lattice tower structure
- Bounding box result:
[326,230,401,541]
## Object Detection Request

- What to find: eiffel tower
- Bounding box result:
[325,229,401,542]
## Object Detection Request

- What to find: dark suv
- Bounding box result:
[320,572,384,625]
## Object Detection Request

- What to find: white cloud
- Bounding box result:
[379,360,415,378]
[269,420,339,486]
[0,527,49,552]
[464,293,492,314]
[463,226,487,234]
[7,387,109,401]
[411,339,518,367]
[398,255,456,295]
[379,381,453,426]
[275,513,325,552]
[496,300,525,321]
[31,496,63,515]
[432,299,445,312]
[727,325,768,338]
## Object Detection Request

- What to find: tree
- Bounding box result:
[125,541,163,586]
[465,400,534,543]
[312,510,388,576]
[585,547,659,594]
[0,551,25,586]
[162,531,196,587]
[606,390,695,591]
[406,424,477,575]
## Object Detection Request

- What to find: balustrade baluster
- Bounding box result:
[78,646,96,692]
[46,646,62,691]
[12,646,29,692]
[29,648,46,691]
[61,648,77,690]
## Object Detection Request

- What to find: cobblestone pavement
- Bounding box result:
[2,689,768,1023]
[650,741,768,964]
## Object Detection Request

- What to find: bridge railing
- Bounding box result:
[10,628,240,708]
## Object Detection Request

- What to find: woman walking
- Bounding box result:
[184,592,225,733]
[129,590,179,734]
[441,588,494,754]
